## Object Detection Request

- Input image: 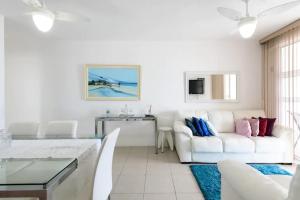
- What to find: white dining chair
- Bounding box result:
[44,120,78,139]
[93,128,120,200]
[8,122,40,139]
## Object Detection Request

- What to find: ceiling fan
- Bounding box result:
[217,0,300,39]
[22,0,90,32]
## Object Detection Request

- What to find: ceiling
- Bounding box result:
[0,0,300,41]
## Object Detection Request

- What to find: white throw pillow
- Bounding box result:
[287,165,300,200]
[205,120,219,136]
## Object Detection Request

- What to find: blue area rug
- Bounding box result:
[190,164,292,200]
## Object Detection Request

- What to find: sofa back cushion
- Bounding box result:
[208,111,235,133]
[176,110,208,122]
[233,110,266,120]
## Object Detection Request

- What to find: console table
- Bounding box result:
[95,115,158,154]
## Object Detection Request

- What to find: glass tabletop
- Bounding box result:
[0,158,76,186]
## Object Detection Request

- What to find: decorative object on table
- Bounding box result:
[148,105,152,115]
[84,64,141,101]
[158,127,173,152]
[0,129,12,150]
[190,163,292,200]
[106,110,110,117]
[119,104,135,117]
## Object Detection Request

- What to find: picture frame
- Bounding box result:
[84,64,141,101]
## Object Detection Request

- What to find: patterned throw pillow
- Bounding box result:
[185,118,198,136]
[235,119,251,137]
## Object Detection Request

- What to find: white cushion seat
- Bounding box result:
[250,136,285,153]
[219,133,255,153]
[192,136,223,153]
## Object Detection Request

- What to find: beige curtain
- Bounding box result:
[262,25,300,157]
[263,26,300,127]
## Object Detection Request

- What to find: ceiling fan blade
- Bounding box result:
[217,7,242,21]
[55,11,90,22]
[258,0,300,18]
[22,0,43,9]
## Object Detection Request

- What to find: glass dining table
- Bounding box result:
[0,158,78,200]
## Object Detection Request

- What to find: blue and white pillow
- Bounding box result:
[204,120,219,136]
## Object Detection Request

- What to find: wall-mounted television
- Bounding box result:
[189,78,205,94]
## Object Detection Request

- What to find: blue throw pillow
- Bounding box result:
[199,119,212,136]
[204,120,218,136]
[192,117,204,136]
[185,118,198,136]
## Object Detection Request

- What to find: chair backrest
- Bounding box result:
[93,128,120,200]
[44,120,78,138]
[8,122,39,139]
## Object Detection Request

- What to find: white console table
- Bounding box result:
[95,115,158,153]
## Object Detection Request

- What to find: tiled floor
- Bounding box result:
[111,146,296,200]
[111,146,204,200]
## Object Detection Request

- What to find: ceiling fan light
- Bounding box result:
[238,17,257,39]
[32,11,54,32]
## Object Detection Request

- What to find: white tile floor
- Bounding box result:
[111,146,296,200]
[111,147,204,200]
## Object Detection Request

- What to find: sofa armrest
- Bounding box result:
[173,121,193,138]
[218,160,288,200]
[272,125,293,138]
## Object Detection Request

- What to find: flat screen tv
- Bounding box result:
[189,78,205,94]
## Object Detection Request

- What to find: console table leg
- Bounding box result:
[102,121,105,138]
[155,119,158,154]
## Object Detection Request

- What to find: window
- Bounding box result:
[280,41,300,157]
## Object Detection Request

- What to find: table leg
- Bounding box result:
[95,119,98,137]
[102,121,105,138]
[155,119,158,154]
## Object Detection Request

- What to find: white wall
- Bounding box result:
[5,33,262,145]
[0,16,4,129]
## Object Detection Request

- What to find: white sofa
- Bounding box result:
[173,110,293,163]
[218,160,299,200]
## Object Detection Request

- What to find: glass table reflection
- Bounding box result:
[0,158,77,200]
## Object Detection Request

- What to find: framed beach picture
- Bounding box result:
[84,64,141,101]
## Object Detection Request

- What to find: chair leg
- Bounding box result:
[108,194,111,200]
[161,132,165,153]
[166,132,174,151]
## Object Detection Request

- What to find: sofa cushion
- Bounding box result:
[176,110,208,122]
[208,111,235,133]
[185,118,198,136]
[248,118,259,136]
[233,110,266,120]
[219,133,255,153]
[250,136,285,153]
[235,119,251,137]
[192,136,223,153]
